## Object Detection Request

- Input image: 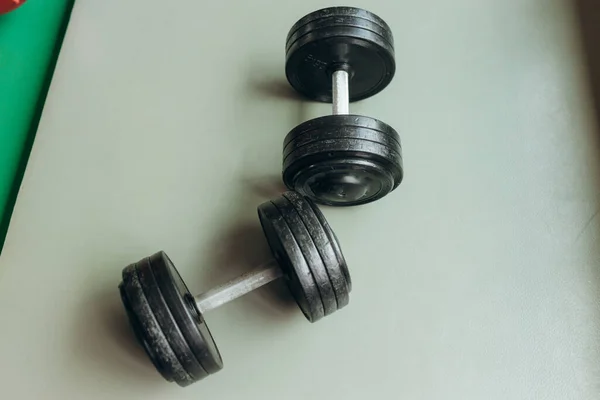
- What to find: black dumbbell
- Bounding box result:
[118,191,351,387]
[283,7,404,206]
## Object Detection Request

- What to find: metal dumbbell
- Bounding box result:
[283,7,404,206]
[118,191,351,387]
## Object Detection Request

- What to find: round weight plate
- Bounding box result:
[284,156,401,206]
[258,201,325,322]
[282,191,351,305]
[272,195,338,315]
[286,16,393,53]
[304,197,352,289]
[119,283,174,382]
[282,117,403,206]
[284,138,402,168]
[135,257,209,382]
[149,251,223,375]
[283,133,403,206]
[284,115,400,149]
[120,263,194,386]
[283,127,401,160]
[285,7,395,102]
[287,7,392,43]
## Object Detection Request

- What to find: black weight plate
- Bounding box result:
[285,7,394,102]
[287,7,392,43]
[286,16,393,53]
[285,7,395,102]
[283,127,401,160]
[305,198,352,289]
[284,115,401,148]
[258,200,325,322]
[286,30,395,102]
[272,196,338,316]
[135,257,208,382]
[119,283,174,382]
[282,191,350,305]
[284,157,401,206]
[284,125,401,157]
[284,138,403,168]
[149,251,223,375]
[120,263,194,386]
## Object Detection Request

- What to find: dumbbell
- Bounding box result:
[283,7,404,206]
[118,191,351,387]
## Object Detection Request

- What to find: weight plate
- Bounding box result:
[284,115,400,148]
[284,156,401,206]
[284,137,402,167]
[283,127,401,160]
[119,283,174,382]
[149,251,223,375]
[286,7,392,43]
[285,7,395,102]
[283,191,350,305]
[304,198,352,289]
[286,16,393,53]
[135,257,209,382]
[258,200,325,322]
[120,263,194,386]
[272,195,338,315]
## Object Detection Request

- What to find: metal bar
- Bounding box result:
[194,259,283,313]
[332,70,350,115]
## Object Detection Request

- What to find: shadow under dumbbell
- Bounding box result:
[200,221,297,320]
[251,78,302,101]
[72,283,166,388]
[245,69,310,125]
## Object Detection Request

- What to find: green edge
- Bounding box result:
[0,0,75,253]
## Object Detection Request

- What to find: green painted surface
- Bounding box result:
[0,0,74,250]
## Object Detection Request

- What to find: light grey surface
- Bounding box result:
[1,0,600,398]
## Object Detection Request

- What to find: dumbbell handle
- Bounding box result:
[332,69,350,115]
[194,259,283,313]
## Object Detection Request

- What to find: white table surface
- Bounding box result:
[1,0,599,398]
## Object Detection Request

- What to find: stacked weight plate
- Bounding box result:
[119,252,223,386]
[258,191,351,321]
[283,115,403,206]
[285,6,396,102]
